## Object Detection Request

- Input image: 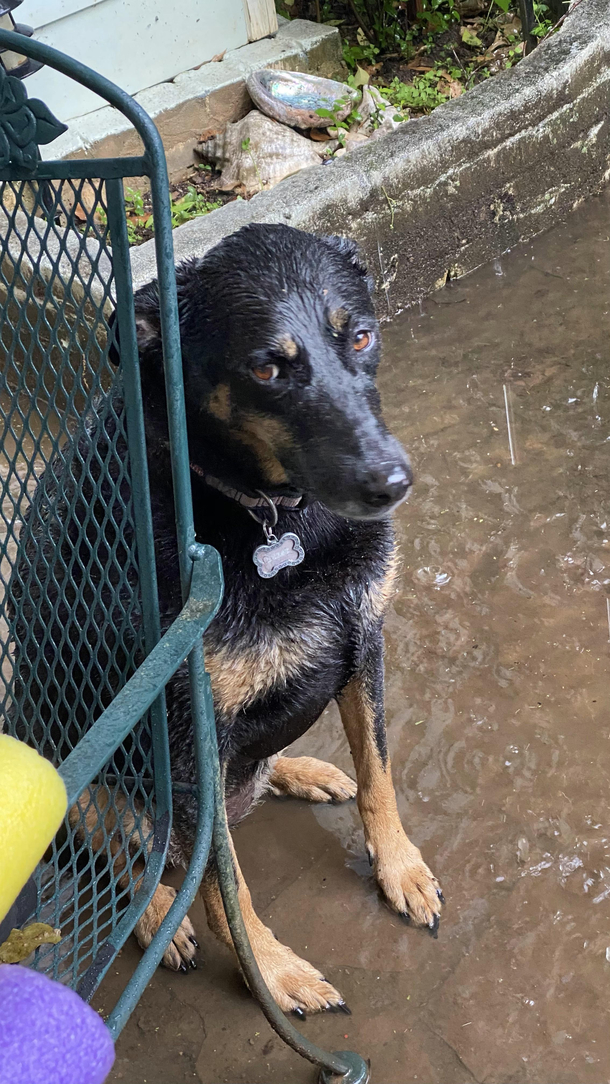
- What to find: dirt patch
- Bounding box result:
[125,165,245,247]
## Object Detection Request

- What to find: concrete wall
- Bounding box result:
[41,19,346,182]
[131,0,610,315]
[21,0,249,121]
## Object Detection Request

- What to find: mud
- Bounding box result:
[101,188,610,1083]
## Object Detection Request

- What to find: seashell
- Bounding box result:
[199,110,326,196]
[246,69,359,129]
[357,85,403,139]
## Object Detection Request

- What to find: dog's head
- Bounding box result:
[135,223,411,520]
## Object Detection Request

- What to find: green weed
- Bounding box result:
[378,70,449,115]
[169,186,221,228]
[315,93,363,146]
[340,0,460,70]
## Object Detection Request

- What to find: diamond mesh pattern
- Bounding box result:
[0,177,156,987]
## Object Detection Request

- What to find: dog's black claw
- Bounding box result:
[400,911,411,925]
[324,1000,351,1015]
[179,961,188,973]
[428,914,440,938]
[291,1007,306,1020]
[437,890,445,904]
[189,958,197,969]
[189,936,199,948]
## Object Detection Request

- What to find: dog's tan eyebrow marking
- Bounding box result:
[329,307,349,331]
[277,336,298,359]
[206,383,231,422]
[232,411,293,485]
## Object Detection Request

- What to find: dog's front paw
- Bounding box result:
[370,838,443,933]
[251,927,349,1016]
[134,883,198,971]
[269,756,357,803]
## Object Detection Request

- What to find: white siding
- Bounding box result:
[20,0,249,121]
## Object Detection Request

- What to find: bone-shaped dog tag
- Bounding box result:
[253,532,305,579]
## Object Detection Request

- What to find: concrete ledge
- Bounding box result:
[43,19,345,181]
[131,0,610,314]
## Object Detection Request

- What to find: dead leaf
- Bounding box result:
[0,924,61,963]
[496,11,521,34]
[198,126,224,143]
[309,127,332,141]
[406,62,434,70]
[456,0,486,12]
[488,29,508,51]
[351,65,370,87]
[460,25,483,47]
[211,50,226,63]
[437,74,464,98]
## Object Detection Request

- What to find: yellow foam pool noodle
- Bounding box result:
[0,734,67,923]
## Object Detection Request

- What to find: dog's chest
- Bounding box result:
[203,584,348,721]
[189,499,395,726]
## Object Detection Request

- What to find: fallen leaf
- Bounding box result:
[460,25,483,47]
[0,924,61,963]
[351,65,370,87]
[437,71,464,98]
[211,50,226,63]
[488,29,508,52]
[497,12,521,34]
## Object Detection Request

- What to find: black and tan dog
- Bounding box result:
[12,224,442,1015]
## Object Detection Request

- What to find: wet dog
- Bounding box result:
[12,224,443,1014]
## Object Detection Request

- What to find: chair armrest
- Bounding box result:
[59,545,223,806]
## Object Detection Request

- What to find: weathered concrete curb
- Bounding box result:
[131,0,610,315]
[44,19,345,181]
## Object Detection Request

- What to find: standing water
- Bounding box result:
[103,192,610,1084]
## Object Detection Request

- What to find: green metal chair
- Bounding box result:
[0,30,368,1082]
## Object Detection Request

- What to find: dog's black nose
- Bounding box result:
[358,464,412,510]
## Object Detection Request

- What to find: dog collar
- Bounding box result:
[189,462,306,578]
[189,462,303,510]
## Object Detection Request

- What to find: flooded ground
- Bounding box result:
[102,189,610,1084]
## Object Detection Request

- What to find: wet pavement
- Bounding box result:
[102,188,610,1084]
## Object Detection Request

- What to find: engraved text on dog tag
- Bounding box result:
[253,532,305,579]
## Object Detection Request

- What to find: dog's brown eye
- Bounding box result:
[353,330,371,352]
[252,363,280,382]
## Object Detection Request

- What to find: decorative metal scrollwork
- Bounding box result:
[0,64,67,171]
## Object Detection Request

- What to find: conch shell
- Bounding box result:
[199,111,328,196]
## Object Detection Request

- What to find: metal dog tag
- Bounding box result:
[253,531,304,579]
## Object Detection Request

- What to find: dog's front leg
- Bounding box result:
[338,630,443,931]
[202,837,349,1015]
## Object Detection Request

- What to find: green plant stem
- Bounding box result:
[346,0,377,45]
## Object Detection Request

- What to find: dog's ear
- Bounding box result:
[321,235,374,295]
[133,281,163,363]
[106,283,162,369]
